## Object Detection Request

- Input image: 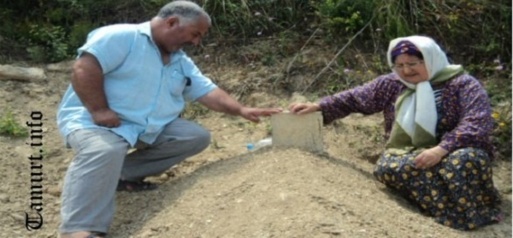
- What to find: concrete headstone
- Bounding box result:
[271,111,323,153]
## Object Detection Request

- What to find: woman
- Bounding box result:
[289,35,502,230]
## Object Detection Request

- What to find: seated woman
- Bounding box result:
[288,35,502,230]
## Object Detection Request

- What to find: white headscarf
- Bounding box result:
[387,35,450,82]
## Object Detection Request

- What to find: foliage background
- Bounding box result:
[0,0,511,159]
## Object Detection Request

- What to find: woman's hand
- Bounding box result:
[414,146,448,169]
[288,102,321,115]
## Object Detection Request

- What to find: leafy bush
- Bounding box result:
[314,0,377,35]
[1,0,510,65]
[202,0,314,41]
[484,66,512,161]
[26,25,69,62]
[68,21,97,55]
[312,0,511,64]
[0,112,28,138]
[491,104,512,160]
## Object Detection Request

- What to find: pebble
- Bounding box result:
[46,61,74,72]
[0,193,9,203]
[159,173,169,181]
[138,230,155,237]
[10,213,25,221]
[46,186,62,197]
[121,218,133,224]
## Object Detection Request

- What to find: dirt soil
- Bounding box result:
[0,52,511,238]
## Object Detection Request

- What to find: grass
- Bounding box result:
[0,111,29,138]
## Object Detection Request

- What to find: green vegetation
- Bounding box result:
[0,111,29,138]
[0,0,510,159]
[492,103,512,160]
[2,0,510,65]
[181,102,211,120]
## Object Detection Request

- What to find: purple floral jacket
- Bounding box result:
[319,72,495,157]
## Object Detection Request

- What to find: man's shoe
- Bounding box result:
[116,179,158,192]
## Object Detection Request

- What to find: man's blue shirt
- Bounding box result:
[57,22,217,146]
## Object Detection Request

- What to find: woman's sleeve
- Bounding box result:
[319,75,397,124]
[438,75,494,153]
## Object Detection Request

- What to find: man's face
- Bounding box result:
[160,15,210,53]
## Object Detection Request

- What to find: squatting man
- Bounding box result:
[56,1,282,237]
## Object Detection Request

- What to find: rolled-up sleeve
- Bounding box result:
[180,56,218,102]
[77,26,134,74]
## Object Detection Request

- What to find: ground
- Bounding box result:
[0,50,511,238]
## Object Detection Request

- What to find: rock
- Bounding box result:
[45,232,59,238]
[15,146,31,158]
[121,218,133,224]
[46,185,62,197]
[0,193,9,203]
[138,230,156,237]
[0,64,46,81]
[159,173,169,181]
[10,213,25,222]
[46,60,74,72]
[28,87,45,96]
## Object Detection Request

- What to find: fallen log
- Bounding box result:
[0,64,46,81]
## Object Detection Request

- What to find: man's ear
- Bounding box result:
[166,16,180,28]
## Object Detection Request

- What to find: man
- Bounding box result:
[57,1,281,237]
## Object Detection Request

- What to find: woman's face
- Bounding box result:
[393,54,429,84]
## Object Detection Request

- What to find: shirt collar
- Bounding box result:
[138,21,152,38]
[137,21,186,63]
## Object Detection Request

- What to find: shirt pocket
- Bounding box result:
[167,70,187,97]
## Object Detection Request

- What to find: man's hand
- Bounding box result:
[197,88,281,122]
[92,108,121,128]
[414,146,448,169]
[288,102,321,115]
[239,107,282,123]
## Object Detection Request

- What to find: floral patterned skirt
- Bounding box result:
[373,147,502,230]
